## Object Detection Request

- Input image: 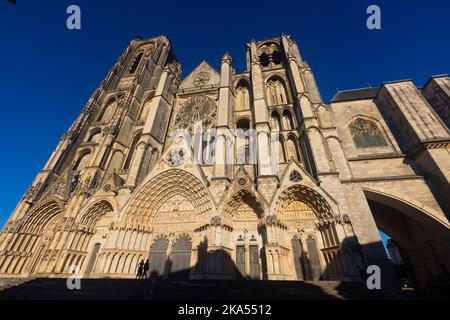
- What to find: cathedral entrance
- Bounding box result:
[226,190,265,280]
[276,185,349,281]
[147,193,197,279]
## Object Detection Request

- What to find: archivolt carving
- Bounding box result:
[78,200,114,228]
[21,197,64,234]
[125,169,212,225]
[275,185,333,220]
[224,190,264,220]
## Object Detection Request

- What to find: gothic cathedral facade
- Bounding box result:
[1,35,449,291]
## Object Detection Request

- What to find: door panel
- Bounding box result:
[306,236,322,281]
[249,245,259,280]
[291,238,304,280]
[149,237,169,277]
[170,236,192,279]
[236,245,245,278]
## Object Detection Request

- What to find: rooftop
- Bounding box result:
[330,87,379,103]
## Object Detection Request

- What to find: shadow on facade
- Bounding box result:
[0,236,403,300]
[153,238,245,280]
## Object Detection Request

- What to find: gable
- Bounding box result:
[179,60,220,90]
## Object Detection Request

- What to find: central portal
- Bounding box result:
[228,190,265,280]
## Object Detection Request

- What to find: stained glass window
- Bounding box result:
[349,118,387,148]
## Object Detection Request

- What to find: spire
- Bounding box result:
[221,52,232,64]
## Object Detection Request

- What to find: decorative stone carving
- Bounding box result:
[289,170,302,182]
[175,96,217,131]
[166,147,188,166]
[210,215,222,226]
[193,72,211,87]
[69,173,79,193]
[265,215,279,226]
[49,180,67,198]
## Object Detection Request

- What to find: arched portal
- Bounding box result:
[363,189,450,290]
[74,200,114,276]
[276,185,347,281]
[125,169,212,226]
[125,169,212,279]
[0,198,64,275]
[225,190,265,280]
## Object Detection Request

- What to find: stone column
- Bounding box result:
[343,186,399,292]
[213,53,234,179]
[249,41,273,177]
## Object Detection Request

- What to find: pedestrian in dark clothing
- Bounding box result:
[136,260,145,279]
[143,259,150,279]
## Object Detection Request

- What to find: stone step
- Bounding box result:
[0,278,401,300]
[0,277,33,291]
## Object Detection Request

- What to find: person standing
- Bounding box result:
[143,259,150,279]
[136,260,145,279]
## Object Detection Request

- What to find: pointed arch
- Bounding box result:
[78,200,114,227]
[22,197,65,234]
[125,169,212,225]
[274,136,287,163]
[97,99,118,122]
[271,111,281,131]
[170,234,193,279]
[348,117,387,148]
[86,128,102,143]
[282,109,295,130]
[235,118,251,164]
[138,92,155,122]
[123,131,142,170]
[73,149,91,171]
[266,76,289,106]
[275,185,334,220]
[286,135,300,161]
[235,79,251,111]
[1,197,65,274]
[224,189,265,219]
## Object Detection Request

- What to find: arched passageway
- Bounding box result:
[364,189,450,289]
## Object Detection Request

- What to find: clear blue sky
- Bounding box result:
[0,0,449,231]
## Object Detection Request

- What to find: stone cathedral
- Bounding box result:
[0,34,449,292]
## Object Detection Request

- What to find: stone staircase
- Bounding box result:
[0,277,34,292]
[0,278,402,300]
